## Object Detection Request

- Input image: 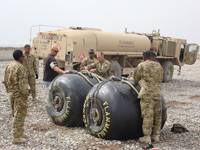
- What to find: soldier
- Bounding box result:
[43,46,69,88]
[133,50,163,144]
[4,50,28,144]
[90,52,111,78]
[80,49,98,71]
[22,44,38,101]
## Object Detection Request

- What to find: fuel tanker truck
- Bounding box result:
[31,26,199,82]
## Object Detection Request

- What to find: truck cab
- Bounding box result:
[132,30,199,81]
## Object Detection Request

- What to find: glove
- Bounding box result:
[70,70,78,74]
[121,77,127,80]
[36,74,38,79]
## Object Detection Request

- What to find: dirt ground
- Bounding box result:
[0,47,199,150]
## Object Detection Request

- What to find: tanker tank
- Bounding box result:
[94,31,151,53]
[37,28,151,55]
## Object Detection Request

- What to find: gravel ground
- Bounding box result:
[0,54,199,149]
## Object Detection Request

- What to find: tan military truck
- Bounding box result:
[31,26,199,82]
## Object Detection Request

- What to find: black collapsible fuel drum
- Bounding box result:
[46,72,103,127]
[83,79,167,140]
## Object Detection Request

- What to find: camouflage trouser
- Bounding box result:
[10,94,28,138]
[140,98,162,136]
[28,75,36,98]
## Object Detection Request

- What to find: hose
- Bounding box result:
[77,72,95,86]
[121,80,139,95]
[109,76,139,95]
[91,73,104,83]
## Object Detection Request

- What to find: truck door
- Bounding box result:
[185,44,199,65]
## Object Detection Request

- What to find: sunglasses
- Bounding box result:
[89,52,94,54]
[54,50,59,53]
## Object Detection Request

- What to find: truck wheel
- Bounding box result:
[162,61,174,82]
[110,61,121,78]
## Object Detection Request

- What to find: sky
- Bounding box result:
[0,0,199,46]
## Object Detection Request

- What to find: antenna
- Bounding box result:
[125,27,127,33]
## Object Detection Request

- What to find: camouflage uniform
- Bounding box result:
[133,60,163,136]
[80,57,98,71]
[22,53,38,98]
[4,61,28,138]
[90,59,111,78]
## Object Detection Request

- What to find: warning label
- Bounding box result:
[56,43,61,50]
[78,52,85,61]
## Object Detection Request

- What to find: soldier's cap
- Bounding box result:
[88,49,95,54]
[24,44,31,48]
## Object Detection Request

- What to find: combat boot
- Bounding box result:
[12,137,27,144]
[151,134,159,143]
[138,135,151,144]
[22,133,28,138]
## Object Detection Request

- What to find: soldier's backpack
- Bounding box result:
[171,123,188,133]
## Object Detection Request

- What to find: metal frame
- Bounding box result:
[29,24,66,45]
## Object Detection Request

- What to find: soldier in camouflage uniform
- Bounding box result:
[90,52,111,78]
[133,50,163,144]
[80,49,98,71]
[4,50,28,144]
[22,44,38,101]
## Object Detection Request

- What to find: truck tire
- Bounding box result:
[162,61,174,82]
[83,80,167,140]
[46,72,102,127]
[110,61,121,78]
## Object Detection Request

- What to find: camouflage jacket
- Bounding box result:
[80,57,98,71]
[133,60,163,99]
[4,61,28,97]
[22,53,38,77]
[93,59,111,78]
